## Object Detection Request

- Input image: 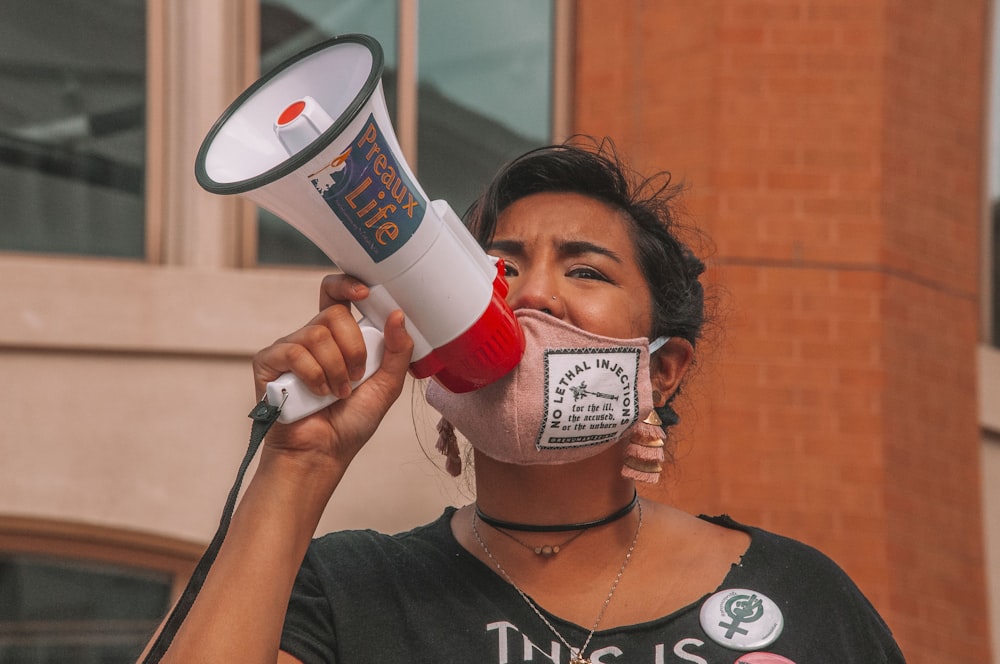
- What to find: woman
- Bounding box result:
[152,141,904,663]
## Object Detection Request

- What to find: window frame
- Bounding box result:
[0,515,200,657]
[0,0,572,268]
[0,515,201,605]
[247,0,573,268]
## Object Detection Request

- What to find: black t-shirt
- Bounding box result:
[281,509,905,663]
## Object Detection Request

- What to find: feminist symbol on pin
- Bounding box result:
[699,589,784,651]
[720,593,764,638]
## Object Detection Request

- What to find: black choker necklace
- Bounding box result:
[475,490,639,533]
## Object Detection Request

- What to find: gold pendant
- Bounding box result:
[570,656,591,664]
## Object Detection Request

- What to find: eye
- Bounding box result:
[501,260,520,278]
[568,265,611,282]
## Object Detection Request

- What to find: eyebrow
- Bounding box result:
[488,238,625,264]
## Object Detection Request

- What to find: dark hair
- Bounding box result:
[465,138,707,349]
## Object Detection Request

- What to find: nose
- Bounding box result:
[506,270,565,318]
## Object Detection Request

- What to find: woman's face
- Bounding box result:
[489,191,654,340]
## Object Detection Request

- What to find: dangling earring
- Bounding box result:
[435,418,463,477]
[621,409,666,483]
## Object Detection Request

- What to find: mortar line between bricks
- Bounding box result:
[712,255,977,302]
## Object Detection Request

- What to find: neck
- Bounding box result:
[477,490,637,533]
[472,444,637,526]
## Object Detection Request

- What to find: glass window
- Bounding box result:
[416,0,553,215]
[257,0,398,266]
[0,553,171,662]
[255,0,554,266]
[0,2,146,259]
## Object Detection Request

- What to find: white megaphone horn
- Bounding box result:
[195,34,525,423]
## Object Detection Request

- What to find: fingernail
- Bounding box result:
[336,382,352,400]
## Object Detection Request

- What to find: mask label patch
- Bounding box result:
[538,347,641,450]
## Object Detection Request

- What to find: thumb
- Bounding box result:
[376,310,414,384]
[338,311,411,417]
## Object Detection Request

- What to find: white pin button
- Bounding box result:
[699,588,784,651]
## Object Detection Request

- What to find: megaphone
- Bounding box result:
[195,34,525,423]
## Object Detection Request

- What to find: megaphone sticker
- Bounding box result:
[307,114,426,262]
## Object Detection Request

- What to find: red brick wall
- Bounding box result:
[573,2,991,661]
[881,1,988,656]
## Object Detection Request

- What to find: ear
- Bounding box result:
[649,338,694,405]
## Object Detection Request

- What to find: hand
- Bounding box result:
[251,274,414,469]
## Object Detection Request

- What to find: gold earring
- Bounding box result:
[435,418,463,477]
[621,411,666,483]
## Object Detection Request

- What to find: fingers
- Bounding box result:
[255,271,415,412]
[318,273,414,393]
[254,304,367,400]
[337,310,413,409]
[320,274,368,311]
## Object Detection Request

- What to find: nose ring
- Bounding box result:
[551,295,557,301]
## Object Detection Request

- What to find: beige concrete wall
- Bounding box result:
[0,0,466,556]
[2,255,465,546]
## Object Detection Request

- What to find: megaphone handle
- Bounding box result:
[265,323,385,423]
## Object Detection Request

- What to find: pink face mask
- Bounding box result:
[426,309,667,467]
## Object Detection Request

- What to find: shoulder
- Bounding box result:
[702,515,903,659]
[301,507,460,577]
[702,514,857,586]
[701,514,865,595]
[309,506,458,550]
